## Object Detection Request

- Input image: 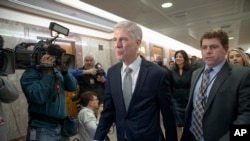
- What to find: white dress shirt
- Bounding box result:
[121,56,142,94]
[78,107,98,141]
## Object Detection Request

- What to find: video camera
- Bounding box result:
[0,22,74,75]
[95,63,105,76]
[0,48,15,75]
[15,22,75,70]
[96,68,105,76]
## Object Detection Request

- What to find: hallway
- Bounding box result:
[70,124,117,141]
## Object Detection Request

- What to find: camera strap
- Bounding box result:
[29,112,63,125]
[52,71,61,102]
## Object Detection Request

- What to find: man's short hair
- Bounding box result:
[84,52,96,61]
[200,29,229,49]
[169,60,174,64]
[79,91,97,107]
[114,21,142,41]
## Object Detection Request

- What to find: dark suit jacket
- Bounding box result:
[94,58,177,141]
[181,62,250,141]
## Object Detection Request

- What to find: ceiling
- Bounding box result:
[1,0,250,51]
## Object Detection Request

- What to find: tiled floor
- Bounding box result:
[70,124,117,141]
[70,116,164,141]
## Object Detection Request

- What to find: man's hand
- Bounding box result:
[40,54,56,74]
[96,104,103,121]
[56,65,68,75]
[83,68,97,76]
[40,54,56,65]
[98,104,103,115]
[96,75,106,83]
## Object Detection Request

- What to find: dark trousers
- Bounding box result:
[181,130,197,141]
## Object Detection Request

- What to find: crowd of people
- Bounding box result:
[1,20,250,141]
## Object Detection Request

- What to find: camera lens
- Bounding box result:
[0,52,6,71]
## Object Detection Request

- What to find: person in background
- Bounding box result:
[94,21,177,141]
[169,60,175,70]
[226,48,250,67]
[169,50,193,141]
[70,53,106,104]
[155,55,171,79]
[245,53,250,63]
[190,57,205,71]
[236,47,250,64]
[20,44,78,141]
[0,77,19,141]
[78,91,105,141]
[236,47,244,52]
[0,35,19,141]
[155,55,169,70]
[155,55,164,65]
[181,29,250,141]
[190,56,197,66]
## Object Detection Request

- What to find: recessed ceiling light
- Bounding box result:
[229,37,234,40]
[161,2,173,8]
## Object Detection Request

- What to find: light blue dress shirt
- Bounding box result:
[190,60,226,141]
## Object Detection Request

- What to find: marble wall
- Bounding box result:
[0,18,114,140]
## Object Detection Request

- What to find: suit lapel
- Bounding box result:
[112,63,127,112]
[184,67,204,125]
[188,67,204,108]
[115,60,150,113]
[204,62,231,112]
[128,59,149,111]
[133,59,149,96]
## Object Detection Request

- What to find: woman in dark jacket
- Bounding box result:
[170,50,194,141]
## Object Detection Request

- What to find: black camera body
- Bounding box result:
[35,43,66,68]
[96,68,105,76]
[15,41,75,70]
[14,22,74,70]
[15,39,65,69]
[1,22,73,74]
[0,48,15,75]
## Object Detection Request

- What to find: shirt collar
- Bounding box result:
[205,59,226,74]
[122,55,142,73]
[83,107,94,114]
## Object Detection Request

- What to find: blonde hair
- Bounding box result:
[227,48,250,67]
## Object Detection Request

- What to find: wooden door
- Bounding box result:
[151,45,164,61]
[56,42,78,118]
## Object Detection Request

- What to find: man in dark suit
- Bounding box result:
[94,21,177,141]
[181,29,250,141]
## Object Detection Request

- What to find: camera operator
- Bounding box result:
[20,44,78,141]
[70,53,106,104]
[0,35,19,141]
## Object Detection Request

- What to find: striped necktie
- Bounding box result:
[192,68,213,140]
